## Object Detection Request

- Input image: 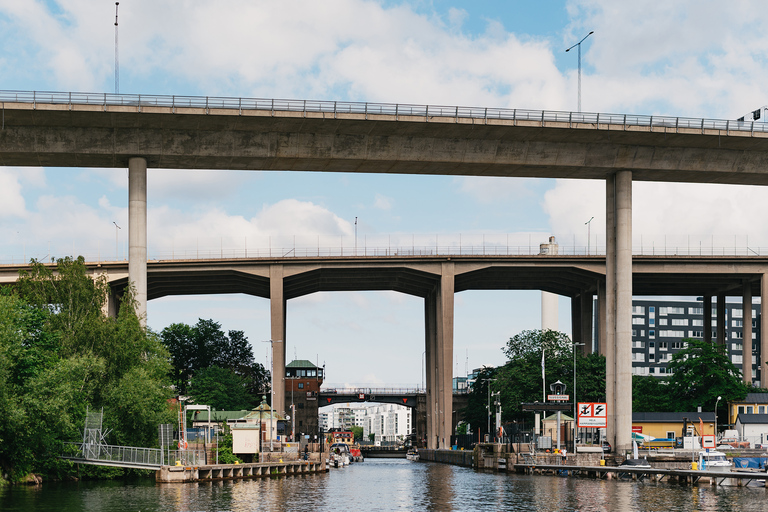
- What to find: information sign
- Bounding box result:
[577,402,607,428]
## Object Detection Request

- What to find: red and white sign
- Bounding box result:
[578,402,607,428]
[702,435,716,449]
[632,426,643,433]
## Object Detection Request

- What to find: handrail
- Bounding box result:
[1,89,767,134]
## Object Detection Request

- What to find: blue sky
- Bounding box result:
[3,1,768,387]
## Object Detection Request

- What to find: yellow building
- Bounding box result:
[726,393,768,427]
[632,412,715,440]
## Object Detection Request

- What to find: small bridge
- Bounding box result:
[319,388,423,408]
[61,442,204,470]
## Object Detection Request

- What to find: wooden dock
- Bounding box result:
[156,460,326,483]
[513,463,768,487]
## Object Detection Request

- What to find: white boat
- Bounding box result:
[406,449,419,461]
[699,450,732,469]
[329,443,351,467]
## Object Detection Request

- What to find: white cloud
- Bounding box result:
[0,169,27,218]
[373,193,392,210]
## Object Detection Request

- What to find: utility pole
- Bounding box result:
[566,31,594,112]
[114,2,119,94]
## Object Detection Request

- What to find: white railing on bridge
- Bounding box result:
[62,442,205,468]
[2,234,765,266]
[2,89,767,135]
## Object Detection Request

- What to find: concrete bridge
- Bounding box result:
[4,90,768,452]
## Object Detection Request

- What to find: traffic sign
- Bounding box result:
[577,402,607,428]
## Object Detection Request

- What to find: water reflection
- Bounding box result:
[2,460,768,512]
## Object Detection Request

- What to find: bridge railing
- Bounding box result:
[62,442,206,468]
[2,89,768,135]
[322,387,424,395]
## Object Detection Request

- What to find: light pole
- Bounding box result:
[715,395,722,440]
[261,339,283,452]
[113,221,121,260]
[585,217,594,255]
[354,217,358,256]
[566,31,594,112]
[573,342,585,449]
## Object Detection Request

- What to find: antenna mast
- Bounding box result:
[114,2,119,94]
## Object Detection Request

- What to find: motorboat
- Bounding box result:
[699,450,732,469]
[329,443,351,467]
[620,458,651,469]
[406,448,419,462]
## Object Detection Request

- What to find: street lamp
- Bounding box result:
[573,342,585,449]
[261,339,283,452]
[113,221,121,260]
[715,395,722,440]
[565,31,594,112]
[585,217,594,255]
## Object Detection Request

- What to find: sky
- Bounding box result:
[3,0,768,388]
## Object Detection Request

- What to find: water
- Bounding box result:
[2,459,767,512]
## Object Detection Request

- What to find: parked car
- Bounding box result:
[602,441,612,453]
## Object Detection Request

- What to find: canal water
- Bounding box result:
[2,459,767,511]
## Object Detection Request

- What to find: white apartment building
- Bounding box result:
[362,404,412,443]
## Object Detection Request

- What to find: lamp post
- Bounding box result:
[715,395,722,440]
[585,217,594,255]
[261,339,283,452]
[565,31,594,112]
[573,342,585,450]
[113,221,121,260]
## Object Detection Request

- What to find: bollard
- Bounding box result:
[599,459,605,466]
[692,462,697,470]
[175,460,182,466]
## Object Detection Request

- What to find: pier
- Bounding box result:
[156,460,326,483]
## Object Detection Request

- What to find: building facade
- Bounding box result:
[284,359,324,439]
[595,299,762,386]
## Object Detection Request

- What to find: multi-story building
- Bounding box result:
[362,403,412,443]
[597,299,762,385]
[285,359,324,438]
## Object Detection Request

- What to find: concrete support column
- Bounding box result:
[571,296,582,344]
[717,294,726,347]
[424,292,437,449]
[604,175,616,447]
[542,291,559,331]
[614,170,633,454]
[128,157,147,327]
[435,262,455,449]
[597,280,607,357]
[581,292,593,354]
[743,283,753,385]
[270,264,287,416]
[762,275,768,387]
[704,294,712,344]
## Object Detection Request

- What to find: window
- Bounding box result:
[747,406,754,414]
[667,431,676,439]
[732,343,743,351]
[659,330,685,338]
[632,317,645,325]
[738,406,745,414]
[649,341,655,348]
[632,306,645,315]
[672,341,684,349]
[659,318,668,326]
[632,352,646,362]
[663,307,685,315]
[298,383,304,389]
[671,318,688,326]
[659,341,668,350]
[733,309,743,318]
[649,306,655,313]
[689,307,703,315]
[760,406,766,414]
[649,330,655,339]
[692,319,703,326]
[733,320,743,328]
[632,340,645,348]
[689,331,703,338]
[649,318,655,325]
[649,353,655,361]
[733,355,743,364]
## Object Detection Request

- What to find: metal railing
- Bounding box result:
[62,442,206,469]
[2,89,768,135]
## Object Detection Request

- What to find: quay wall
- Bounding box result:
[156,460,325,483]
[420,449,473,467]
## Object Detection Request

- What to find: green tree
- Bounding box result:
[665,338,749,413]
[503,329,573,360]
[188,366,254,410]
[160,319,269,399]
[632,375,674,413]
[350,426,364,441]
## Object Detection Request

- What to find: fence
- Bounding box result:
[63,442,206,468]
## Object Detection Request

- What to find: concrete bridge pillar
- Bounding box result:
[704,294,712,343]
[717,294,726,347]
[605,171,632,454]
[424,262,454,449]
[614,170,633,454]
[743,282,753,384]
[604,175,616,448]
[270,264,287,416]
[597,280,606,357]
[128,157,147,327]
[581,291,593,354]
[436,262,454,449]
[762,275,768,387]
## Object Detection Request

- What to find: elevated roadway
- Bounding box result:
[5,90,768,452]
